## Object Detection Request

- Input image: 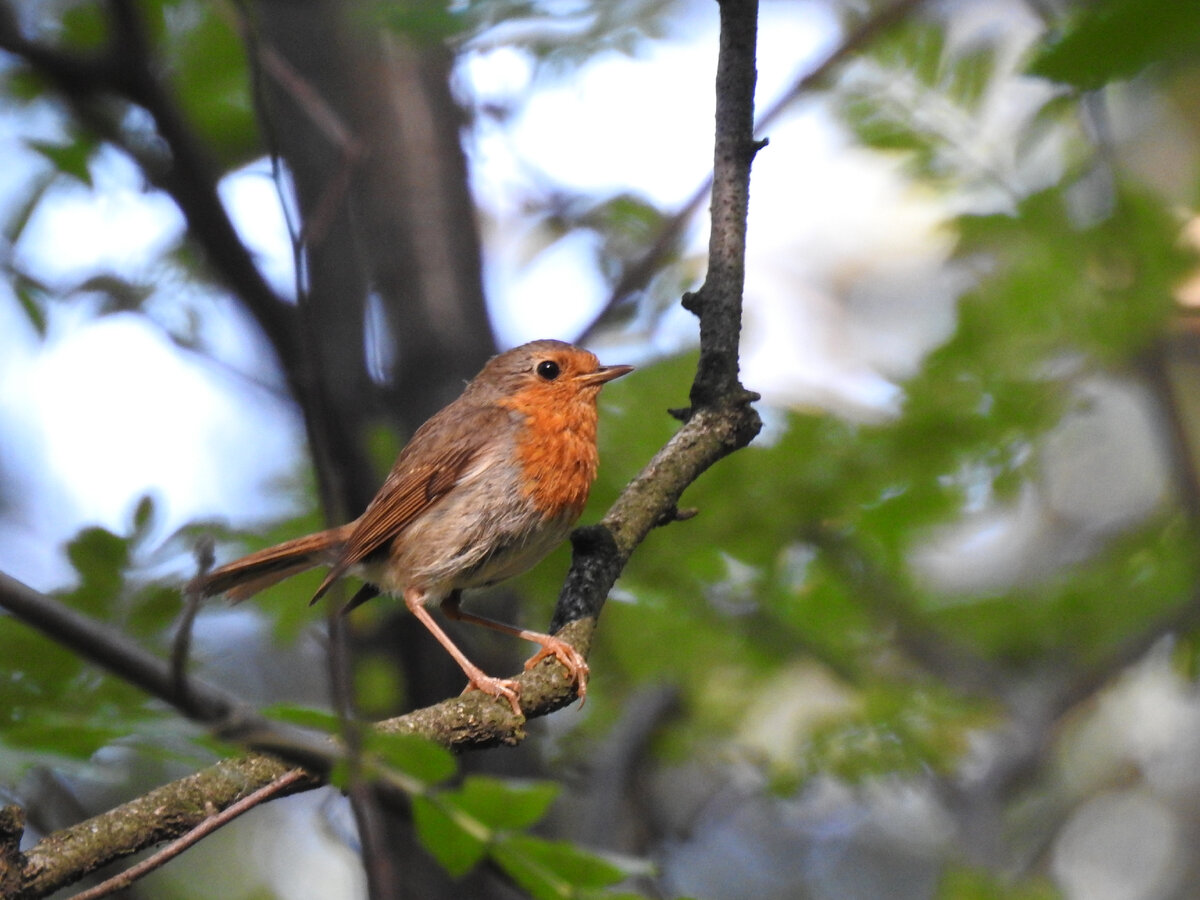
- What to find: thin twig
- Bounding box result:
[234,0,308,302]
[247,20,366,246]
[171,540,214,702]
[328,604,400,900]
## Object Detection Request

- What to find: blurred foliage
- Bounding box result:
[937,868,1059,900]
[459,0,676,65]
[523,8,1200,896]
[262,701,640,898]
[158,2,258,166]
[1030,0,1200,90]
[0,496,183,777]
[556,175,1194,759]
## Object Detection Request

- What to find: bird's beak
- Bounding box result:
[580,363,634,386]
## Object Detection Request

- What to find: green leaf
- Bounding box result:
[163,1,259,165]
[60,0,108,50]
[491,834,627,900]
[3,67,47,104]
[0,609,165,773]
[13,277,47,337]
[938,866,1059,899]
[2,712,130,758]
[25,137,95,186]
[411,780,601,885]
[4,173,56,246]
[412,794,488,877]
[1031,0,1200,90]
[366,731,457,785]
[261,703,341,735]
[130,493,157,539]
[453,775,559,831]
[64,527,131,616]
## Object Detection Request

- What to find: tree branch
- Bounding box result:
[0,573,598,898]
[680,0,761,408]
[555,0,764,624]
[60,769,308,900]
[15,756,313,900]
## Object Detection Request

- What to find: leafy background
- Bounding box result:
[3,0,1200,898]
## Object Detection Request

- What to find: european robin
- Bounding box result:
[189,339,632,715]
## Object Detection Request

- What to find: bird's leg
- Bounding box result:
[441,592,589,703]
[404,587,522,715]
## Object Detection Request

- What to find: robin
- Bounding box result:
[189,339,633,715]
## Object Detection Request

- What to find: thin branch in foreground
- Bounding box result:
[241,13,366,248]
[327,603,400,900]
[171,539,213,702]
[15,755,315,899]
[64,768,308,900]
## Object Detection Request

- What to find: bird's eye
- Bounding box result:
[536,360,561,381]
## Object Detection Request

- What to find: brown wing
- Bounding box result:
[310,404,504,602]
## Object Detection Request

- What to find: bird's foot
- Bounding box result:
[461,674,522,716]
[524,637,589,704]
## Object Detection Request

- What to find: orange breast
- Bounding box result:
[499,392,600,520]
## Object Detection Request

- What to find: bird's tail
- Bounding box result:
[188,525,353,603]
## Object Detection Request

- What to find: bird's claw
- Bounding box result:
[461,674,522,716]
[524,638,589,705]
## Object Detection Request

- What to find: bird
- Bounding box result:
[189,339,633,715]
